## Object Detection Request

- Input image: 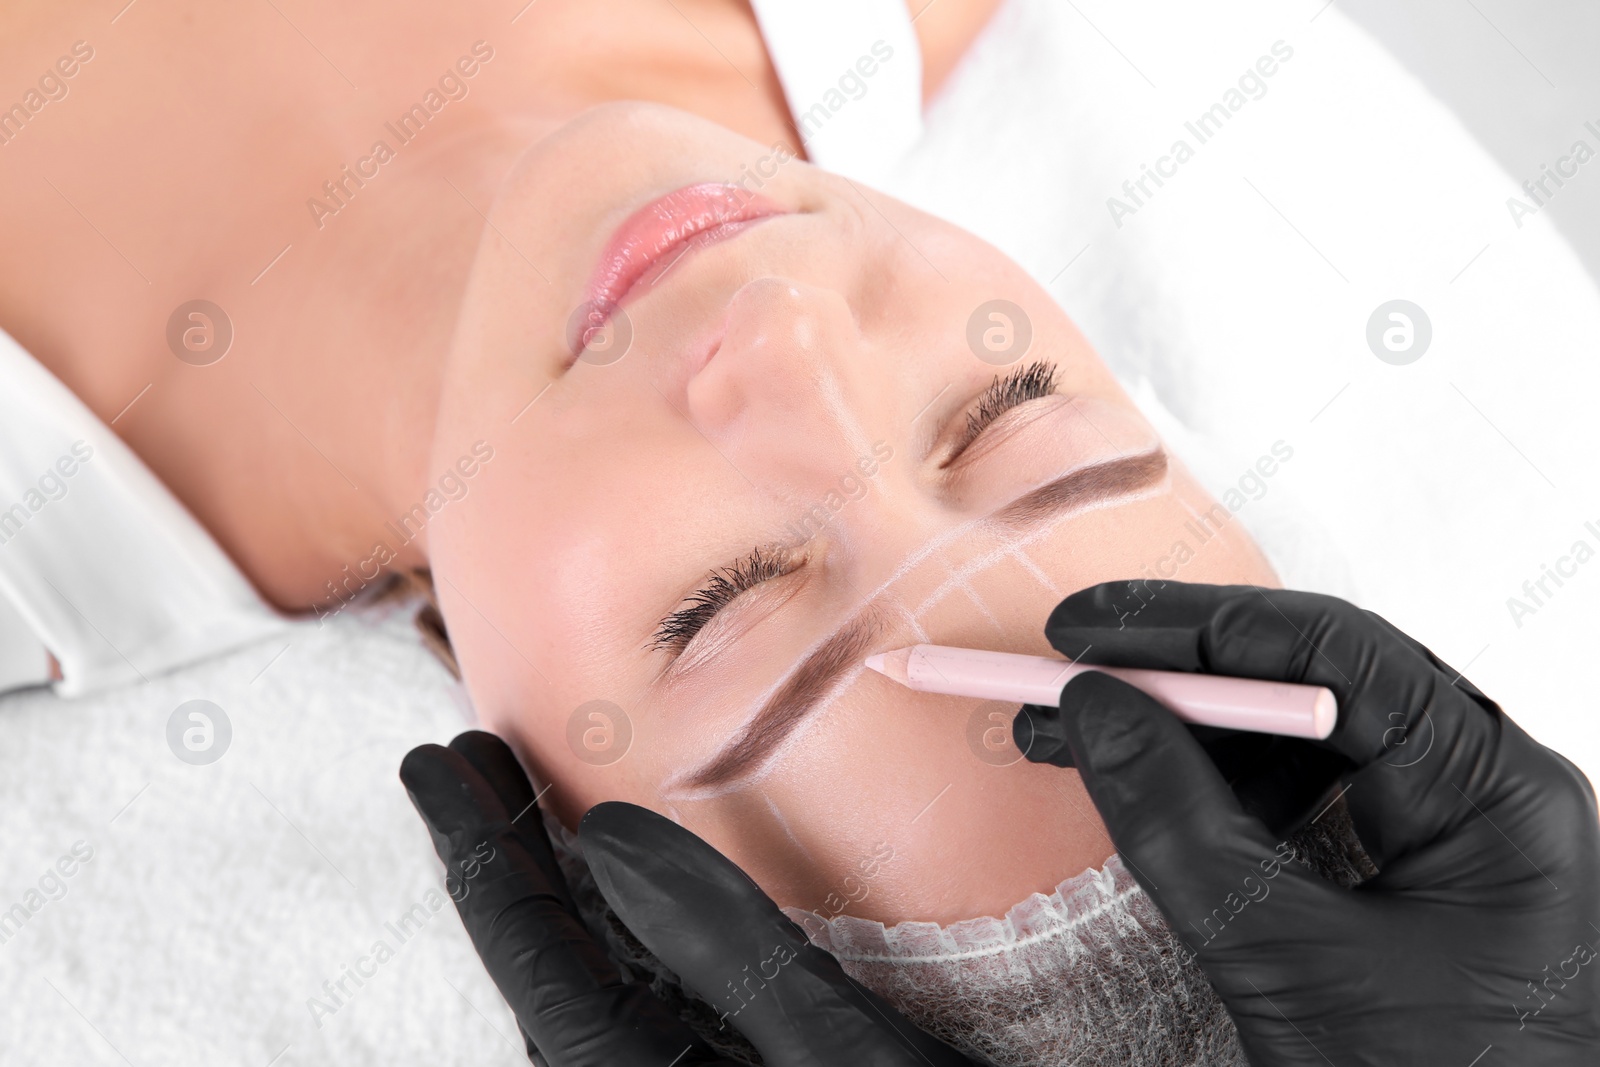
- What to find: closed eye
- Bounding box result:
[946,359,1058,463]
[648,545,800,656]
[650,359,1061,658]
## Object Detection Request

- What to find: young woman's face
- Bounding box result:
[430,103,1277,925]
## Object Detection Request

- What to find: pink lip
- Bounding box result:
[574,183,789,355]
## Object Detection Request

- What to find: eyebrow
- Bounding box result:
[673,447,1170,790]
[991,446,1168,526]
[680,606,884,789]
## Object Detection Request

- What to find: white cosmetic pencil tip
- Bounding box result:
[863,646,915,685]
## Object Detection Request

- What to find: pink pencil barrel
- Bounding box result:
[881,644,1337,740]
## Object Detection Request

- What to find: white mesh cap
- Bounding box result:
[784,853,1247,1067]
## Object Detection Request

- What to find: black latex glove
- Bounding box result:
[399,731,979,1067]
[1014,580,1600,1066]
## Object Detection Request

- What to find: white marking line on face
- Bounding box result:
[853,508,997,608]
[666,665,873,800]
[1009,544,1063,598]
[781,371,982,608]
[815,365,875,466]
[909,482,1168,623]
[911,540,1019,626]
[904,613,932,643]
[717,478,1166,789]
[663,593,924,800]
[1171,489,1216,543]
[712,463,1173,792]
[669,485,1157,797]
[761,791,822,868]
[672,441,1170,794]
[955,574,1006,636]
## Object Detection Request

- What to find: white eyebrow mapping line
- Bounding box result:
[903,607,932,644]
[841,501,999,610]
[814,386,1129,606]
[911,464,1169,621]
[669,454,1167,790]
[816,368,876,461]
[959,583,1007,636]
[797,484,1057,641]
[670,455,1169,793]
[761,791,819,867]
[912,537,1025,624]
[660,593,922,799]
[945,557,1006,635]
[741,591,925,751]
[1009,544,1064,598]
[1177,495,1215,526]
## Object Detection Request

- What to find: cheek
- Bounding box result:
[489,688,664,834]
[430,470,669,827]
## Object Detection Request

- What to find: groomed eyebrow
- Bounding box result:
[676,447,1170,789]
[991,446,1168,527]
[680,606,885,790]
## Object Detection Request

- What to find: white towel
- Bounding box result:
[0,599,515,1065]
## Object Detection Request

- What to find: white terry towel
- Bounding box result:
[0,601,517,1066]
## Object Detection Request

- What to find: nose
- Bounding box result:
[685,277,877,487]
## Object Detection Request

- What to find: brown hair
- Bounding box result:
[373,567,460,679]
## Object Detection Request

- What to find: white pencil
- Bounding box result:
[865,644,1336,740]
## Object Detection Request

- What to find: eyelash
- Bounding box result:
[955,359,1059,456]
[650,545,799,655]
[652,360,1059,655]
